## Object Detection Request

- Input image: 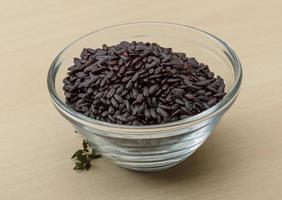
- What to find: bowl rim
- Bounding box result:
[47,21,242,130]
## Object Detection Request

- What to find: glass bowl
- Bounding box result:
[47,22,242,172]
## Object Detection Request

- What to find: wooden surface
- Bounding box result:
[1,0,282,199]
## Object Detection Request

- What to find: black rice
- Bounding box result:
[63,41,226,125]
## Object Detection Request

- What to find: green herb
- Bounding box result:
[71,139,101,171]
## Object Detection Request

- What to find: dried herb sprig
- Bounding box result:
[71,140,101,171]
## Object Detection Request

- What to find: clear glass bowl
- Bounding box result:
[47,22,242,172]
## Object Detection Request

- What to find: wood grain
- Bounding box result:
[1,0,282,199]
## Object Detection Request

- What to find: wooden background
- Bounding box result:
[1,0,282,199]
